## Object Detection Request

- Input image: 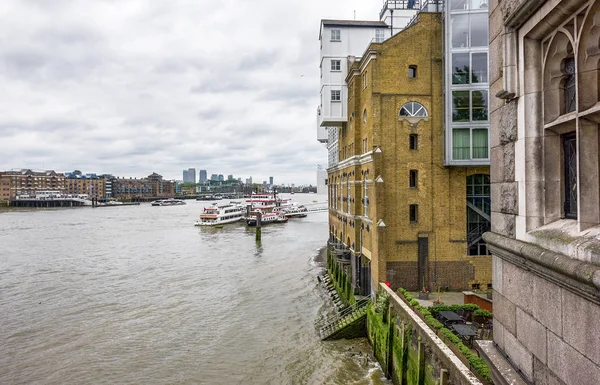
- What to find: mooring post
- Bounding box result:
[255,212,262,243]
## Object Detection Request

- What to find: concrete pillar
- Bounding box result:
[417,337,425,385]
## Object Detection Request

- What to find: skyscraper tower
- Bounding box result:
[199,170,207,183]
[188,168,196,184]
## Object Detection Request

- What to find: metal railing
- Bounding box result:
[467,222,490,248]
[318,298,370,338]
[380,0,422,19]
[405,0,443,28]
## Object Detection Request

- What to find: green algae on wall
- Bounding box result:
[327,250,356,305]
[367,298,447,385]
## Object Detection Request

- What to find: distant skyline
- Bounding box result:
[0,0,381,185]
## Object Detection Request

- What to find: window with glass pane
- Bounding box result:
[452,91,470,122]
[451,0,468,10]
[453,129,471,160]
[331,60,341,71]
[409,170,418,188]
[409,204,418,223]
[451,14,469,48]
[563,132,577,219]
[466,174,491,256]
[470,13,488,47]
[409,134,418,150]
[472,129,488,158]
[452,53,470,84]
[564,58,576,113]
[471,53,487,83]
[471,90,488,121]
[471,0,488,8]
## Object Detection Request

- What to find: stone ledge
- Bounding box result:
[475,340,529,385]
[380,284,484,385]
[483,232,600,305]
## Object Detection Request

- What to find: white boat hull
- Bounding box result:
[195,216,244,226]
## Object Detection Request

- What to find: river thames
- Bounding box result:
[0,194,389,385]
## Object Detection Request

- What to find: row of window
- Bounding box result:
[329,29,386,43]
[330,60,419,78]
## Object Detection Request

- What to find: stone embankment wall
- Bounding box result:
[367,283,483,385]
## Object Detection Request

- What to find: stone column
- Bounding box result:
[577,118,600,230]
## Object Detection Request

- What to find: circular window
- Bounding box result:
[399,102,428,117]
[363,109,367,123]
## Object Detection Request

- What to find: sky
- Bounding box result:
[0,0,382,185]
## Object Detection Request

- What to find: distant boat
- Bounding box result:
[195,203,245,226]
[245,192,291,212]
[278,204,308,218]
[151,199,186,206]
[246,212,288,226]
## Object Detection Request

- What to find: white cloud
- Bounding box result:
[0,0,380,184]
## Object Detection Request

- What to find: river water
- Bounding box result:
[0,194,389,385]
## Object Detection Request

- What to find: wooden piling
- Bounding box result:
[255,212,262,243]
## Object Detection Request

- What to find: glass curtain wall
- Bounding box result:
[446,0,490,164]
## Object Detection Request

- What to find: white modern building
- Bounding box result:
[317,1,421,169]
[317,164,327,195]
[318,19,387,169]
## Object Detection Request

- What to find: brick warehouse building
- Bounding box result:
[326,11,491,294]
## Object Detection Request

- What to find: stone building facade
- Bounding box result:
[65,176,106,199]
[327,13,491,295]
[111,173,175,200]
[484,0,600,384]
[0,169,66,202]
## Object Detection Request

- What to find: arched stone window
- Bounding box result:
[399,102,428,117]
[563,57,576,113]
[543,31,574,123]
[578,3,600,111]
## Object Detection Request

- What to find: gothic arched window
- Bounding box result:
[564,57,576,113]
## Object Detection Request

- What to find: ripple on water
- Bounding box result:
[0,197,386,384]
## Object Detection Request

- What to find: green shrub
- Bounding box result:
[429,303,481,315]
[474,309,493,318]
[425,315,444,330]
[469,356,492,383]
[460,304,480,312]
[396,287,492,384]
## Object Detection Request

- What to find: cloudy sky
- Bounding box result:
[0,0,382,185]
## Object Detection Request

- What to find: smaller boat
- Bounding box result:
[151,199,186,206]
[246,212,288,226]
[195,203,246,226]
[280,204,308,218]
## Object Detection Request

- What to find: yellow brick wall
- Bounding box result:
[328,13,491,292]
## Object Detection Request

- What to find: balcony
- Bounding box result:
[317,107,328,142]
[317,97,348,127]
[380,0,421,19]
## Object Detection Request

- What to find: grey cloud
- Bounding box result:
[0,0,381,183]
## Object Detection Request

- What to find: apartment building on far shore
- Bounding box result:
[0,169,66,202]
